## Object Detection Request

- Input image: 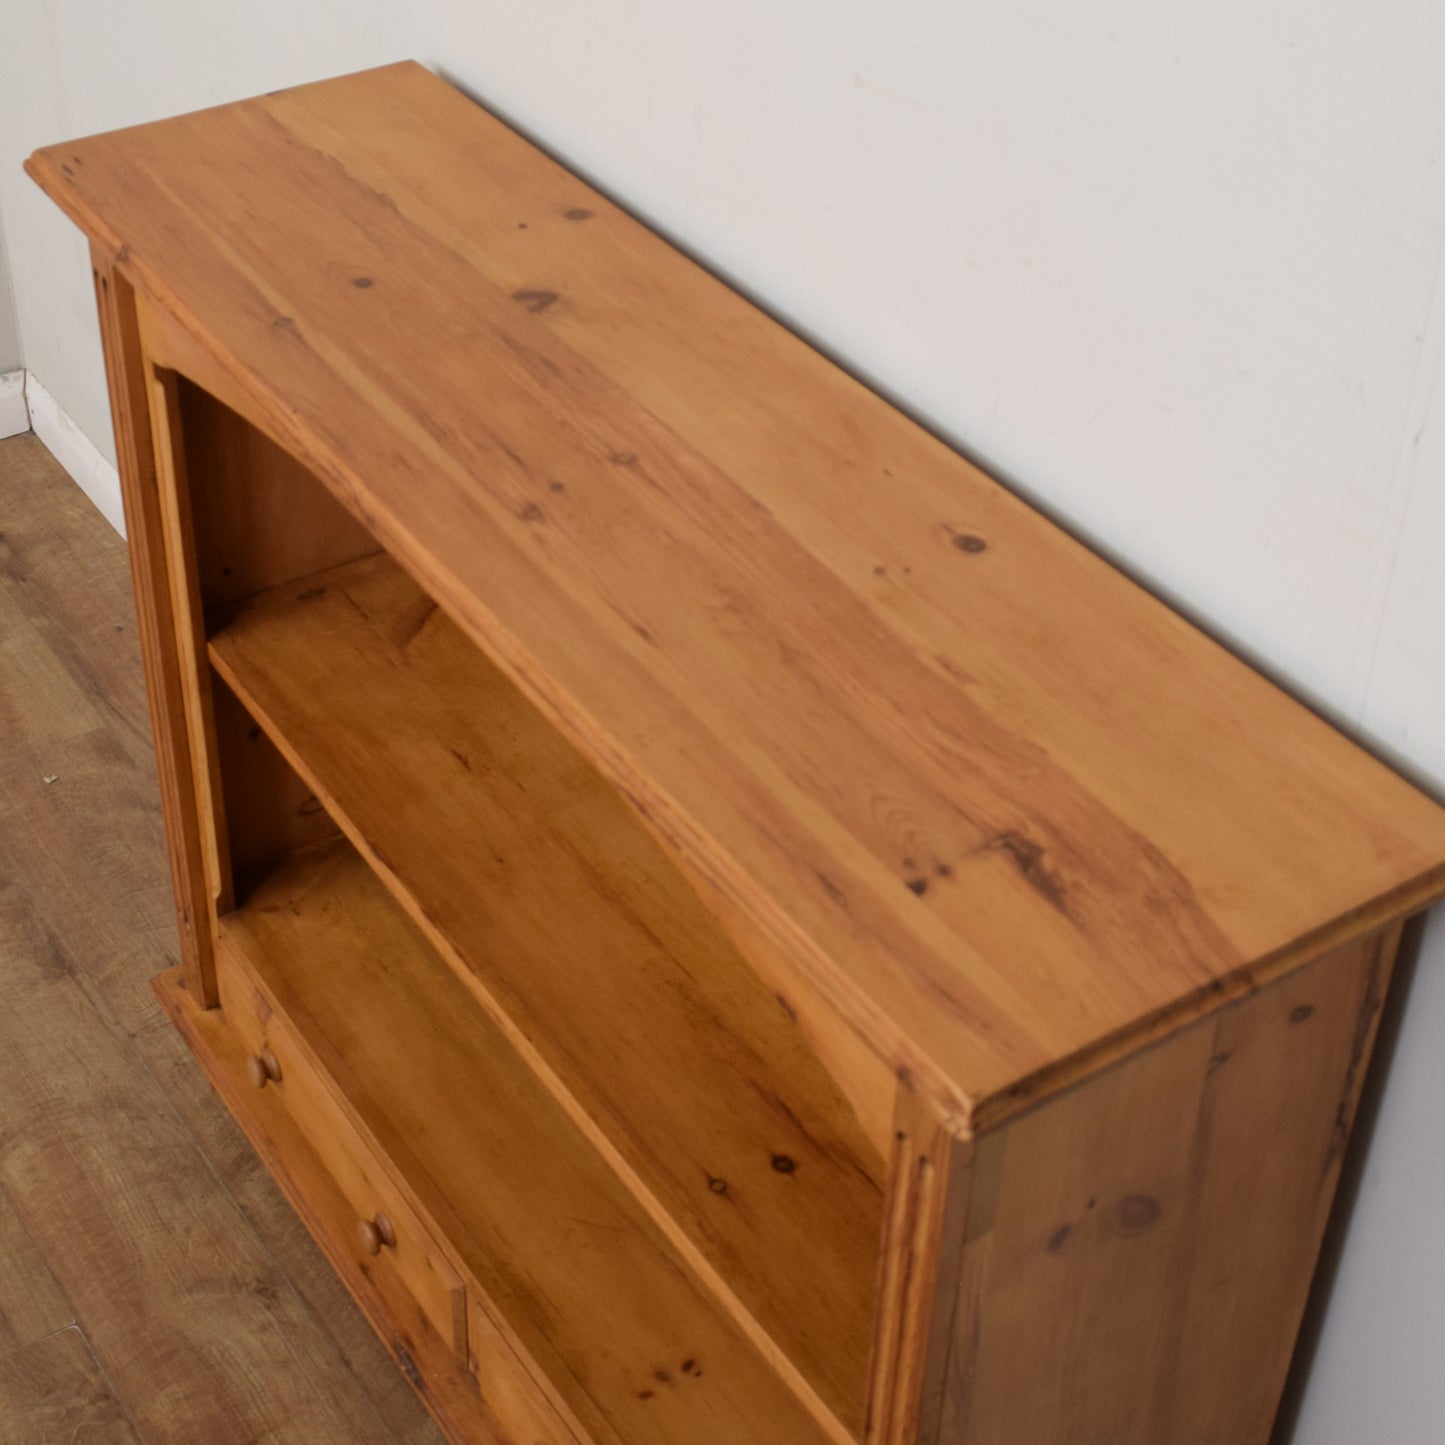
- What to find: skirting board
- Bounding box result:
[22,370,126,536]
[0,370,28,441]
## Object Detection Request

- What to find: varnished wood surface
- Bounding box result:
[0,432,444,1444]
[931,924,1400,1445]
[28,63,1445,1124]
[208,547,885,1430]
[211,835,842,1445]
[90,253,222,1005]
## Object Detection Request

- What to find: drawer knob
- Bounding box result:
[358,1212,397,1256]
[244,1047,283,1089]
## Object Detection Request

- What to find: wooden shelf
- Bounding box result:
[208,549,884,1435]
[208,835,838,1445]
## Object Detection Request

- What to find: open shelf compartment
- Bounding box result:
[180,828,841,1444]
[205,549,886,1433]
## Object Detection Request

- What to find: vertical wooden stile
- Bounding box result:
[144,365,235,915]
[89,245,219,1004]
[866,1086,971,1445]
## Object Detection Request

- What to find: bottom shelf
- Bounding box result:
[159,837,843,1445]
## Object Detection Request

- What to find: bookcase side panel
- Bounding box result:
[932,921,1402,1445]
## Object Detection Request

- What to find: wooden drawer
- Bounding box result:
[467,1296,588,1445]
[214,937,468,1364]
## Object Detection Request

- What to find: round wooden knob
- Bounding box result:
[245,1047,282,1089]
[357,1212,396,1256]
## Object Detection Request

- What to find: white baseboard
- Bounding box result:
[0,370,27,440]
[22,371,126,537]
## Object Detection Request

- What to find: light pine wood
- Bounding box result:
[25,66,1445,1445]
[928,924,1401,1445]
[89,252,219,1004]
[467,1294,588,1445]
[144,362,236,916]
[866,1091,973,1445]
[208,549,885,1430]
[30,67,1445,1128]
[213,935,469,1364]
[200,838,841,1445]
[163,372,379,610]
[210,674,340,884]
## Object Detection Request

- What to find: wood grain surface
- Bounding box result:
[929,924,1401,1445]
[28,62,1445,1127]
[0,1329,139,1444]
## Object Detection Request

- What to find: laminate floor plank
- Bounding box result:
[0,1187,76,1356]
[0,432,153,767]
[0,1326,141,1444]
[0,433,444,1444]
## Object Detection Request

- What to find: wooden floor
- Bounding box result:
[0,432,445,1444]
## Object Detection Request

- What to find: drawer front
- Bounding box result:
[468,1295,588,1445]
[215,940,468,1362]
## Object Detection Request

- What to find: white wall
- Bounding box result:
[0,199,20,372]
[1,4,1441,1439]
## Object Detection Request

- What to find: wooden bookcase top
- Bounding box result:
[29,60,1445,1127]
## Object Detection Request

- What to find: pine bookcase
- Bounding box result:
[27,60,1445,1445]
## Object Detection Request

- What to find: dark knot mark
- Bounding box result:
[1208,1050,1233,1073]
[681,1359,698,1375]
[511,288,559,313]
[516,502,544,522]
[549,480,567,493]
[1047,1223,1072,1254]
[951,531,988,554]
[564,207,594,221]
[352,275,374,288]
[774,992,798,1023]
[707,1176,729,1195]
[272,314,298,332]
[986,830,1068,911]
[771,1154,797,1175]
[1290,1004,1314,1025]
[1111,1194,1162,1236]
[906,876,929,896]
[609,450,638,467]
